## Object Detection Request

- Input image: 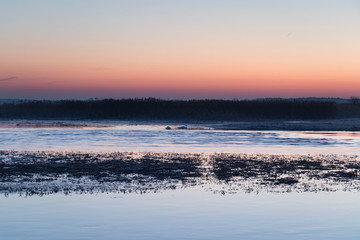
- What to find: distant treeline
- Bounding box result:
[0,98,343,120]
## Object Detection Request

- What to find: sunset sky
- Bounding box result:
[1,0,359,99]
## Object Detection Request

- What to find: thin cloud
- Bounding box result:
[0,76,18,82]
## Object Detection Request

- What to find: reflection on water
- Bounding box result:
[1,190,360,240]
[1,122,360,154]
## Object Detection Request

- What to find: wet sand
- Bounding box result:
[1,151,360,195]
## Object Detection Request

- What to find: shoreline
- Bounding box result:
[0,118,360,131]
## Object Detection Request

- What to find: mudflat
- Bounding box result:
[1,151,360,195]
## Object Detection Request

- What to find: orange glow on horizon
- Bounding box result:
[1,1,359,99]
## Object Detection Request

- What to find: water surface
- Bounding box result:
[1,189,360,240]
[1,121,360,154]
[1,121,360,240]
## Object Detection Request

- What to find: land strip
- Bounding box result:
[1,151,360,195]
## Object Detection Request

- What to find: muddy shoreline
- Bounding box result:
[1,151,360,195]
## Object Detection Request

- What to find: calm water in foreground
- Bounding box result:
[1,190,360,240]
[1,121,360,239]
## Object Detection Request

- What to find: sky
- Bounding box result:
[0,0,359,99]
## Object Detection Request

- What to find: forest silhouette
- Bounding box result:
[0,98,349,120]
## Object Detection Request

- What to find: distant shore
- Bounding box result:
[1,98,360,131]
[0,98,350,120]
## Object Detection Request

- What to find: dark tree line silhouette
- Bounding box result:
[0,98,336,120]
